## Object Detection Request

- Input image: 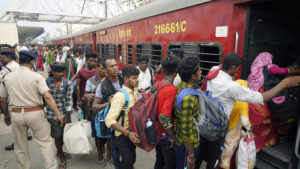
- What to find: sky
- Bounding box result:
[0,0,137,41]
[0,0,65,39]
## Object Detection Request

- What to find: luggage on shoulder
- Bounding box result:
[94,88,130,138]
[176,88,228,142]
[263,66,299,122]
[95,105,113,138]
[127,81,172,152]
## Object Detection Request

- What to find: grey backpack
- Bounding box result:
[176,88,228,141]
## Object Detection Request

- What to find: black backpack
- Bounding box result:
[263,66,299,122]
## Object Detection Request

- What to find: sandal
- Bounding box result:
[59,161,66,169]
[98,159,106,167]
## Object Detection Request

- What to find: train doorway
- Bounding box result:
[242,1,300,168]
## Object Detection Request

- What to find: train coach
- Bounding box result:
[53,0,300,168]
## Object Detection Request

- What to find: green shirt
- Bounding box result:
[174,82,200,148]
[47,52,55,64]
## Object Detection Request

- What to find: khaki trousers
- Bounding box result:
[11,109,57,169]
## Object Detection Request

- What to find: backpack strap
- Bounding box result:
[148,66,154,86]
[151,81,173,93]
[3,66,12,73]
[117,88,130,127]
[176,88,199,112]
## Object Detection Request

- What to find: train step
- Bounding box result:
[255,142,293,169]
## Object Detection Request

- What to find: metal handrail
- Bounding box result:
[235,32,239,53]
[294,118,300,158]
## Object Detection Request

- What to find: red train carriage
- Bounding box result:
[53,37,71,47]
[72,33,96,54]
[52,0,300,167]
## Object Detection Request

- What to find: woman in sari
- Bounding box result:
[247,52,300,151]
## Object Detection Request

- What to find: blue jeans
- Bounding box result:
[111,134,121,169]
[175,144,199,169]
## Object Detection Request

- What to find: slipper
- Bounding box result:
[98,159,106,167]
[59,161,66,169]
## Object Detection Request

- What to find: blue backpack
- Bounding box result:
[95,88,130,138]
[176,88,228,142]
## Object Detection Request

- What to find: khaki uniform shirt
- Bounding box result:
[0,61,20,104]
[0,61,20,84]
[0,66,49,109]
[105,85,138,136]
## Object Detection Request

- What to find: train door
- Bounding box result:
[242,0,300,168]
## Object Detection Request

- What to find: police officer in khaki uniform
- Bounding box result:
[0,46,33,151]
[0,50,63,169]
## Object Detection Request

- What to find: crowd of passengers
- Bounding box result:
[1,43,300,169]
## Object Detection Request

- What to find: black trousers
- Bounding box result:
[154,139,176,169]
[115,135,136,169]
[195,136,225,169]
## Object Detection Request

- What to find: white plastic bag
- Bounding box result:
[236,131,256,169]
[63,120,92,154]
[80,120,92,137]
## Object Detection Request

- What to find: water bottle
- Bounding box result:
[77,106,83,121]
[145,118,157,145]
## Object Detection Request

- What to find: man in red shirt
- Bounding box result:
[155,56,179,169]
[76,53,98,119]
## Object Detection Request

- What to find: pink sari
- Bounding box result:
[247,52,286,152]
[37,50,44,71]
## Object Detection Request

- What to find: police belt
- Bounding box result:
[11,106,43,113]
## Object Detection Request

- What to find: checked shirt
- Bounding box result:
[174,81,200,148]
[45,77,73,120]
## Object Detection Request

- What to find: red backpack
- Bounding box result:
[128,81,172,152]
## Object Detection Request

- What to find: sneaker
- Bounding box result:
[5,143,14,151]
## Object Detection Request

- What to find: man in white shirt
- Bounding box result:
[196,52,300,169]
[170,48,184,87]
[136,55,154,93]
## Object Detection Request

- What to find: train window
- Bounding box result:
[105,43,116,59]
[85,44,93,54]
[135,42,162,68]
[128,44,134,65]
[118,43,134,65]
[97,43,105,58]
[167,42,222,78]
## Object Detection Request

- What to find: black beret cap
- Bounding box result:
[0,50,16,59]
[50,62,66,72]
[170,48,184,56]
[19,50,36,60]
